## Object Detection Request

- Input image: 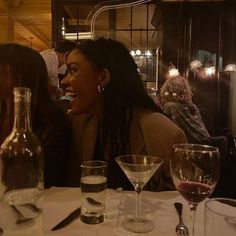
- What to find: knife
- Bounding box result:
[51,207,81,231]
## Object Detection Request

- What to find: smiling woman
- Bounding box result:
[63,47,105,115]
[63,37,187,191]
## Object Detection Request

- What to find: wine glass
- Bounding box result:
[170,144,220,236]
[116,155,163,233]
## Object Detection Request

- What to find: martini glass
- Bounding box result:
[116,155,163,233]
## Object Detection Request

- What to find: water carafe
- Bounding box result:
[0,87,44,235]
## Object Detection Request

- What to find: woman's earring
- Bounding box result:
[98,85,104,93]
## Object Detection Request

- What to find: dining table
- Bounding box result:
[44,187,205,236]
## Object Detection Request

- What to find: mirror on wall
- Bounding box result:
[53,1,160,91]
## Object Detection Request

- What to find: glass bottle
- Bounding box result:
[0,87,44,235]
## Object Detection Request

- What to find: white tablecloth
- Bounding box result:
[44,187,205,236]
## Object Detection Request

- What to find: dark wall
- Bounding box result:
[152,1,236,136]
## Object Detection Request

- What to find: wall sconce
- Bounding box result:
[189,59,216,79]
[145,50,152,57]
[130,50,136,56]
[130,50,153,57]
[224,64,236,72]
[136,49,142,56]
[168,64,179,77]
[204,66,216,76]
[190,60,202,70]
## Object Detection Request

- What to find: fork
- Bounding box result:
[174,202,189,236]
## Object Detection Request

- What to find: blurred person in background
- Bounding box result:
[40,40,76,101]
[160,75,210,143]
[160,76,236,199]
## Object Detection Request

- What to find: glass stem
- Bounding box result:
[189,204,197,236]
[135,187,142,219]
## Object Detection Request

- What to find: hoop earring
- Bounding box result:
[98,85,104,93]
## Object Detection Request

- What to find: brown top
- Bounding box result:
[68,109,187,190]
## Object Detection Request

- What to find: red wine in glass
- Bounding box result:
[178,181,211,205]
[171,144,220,236]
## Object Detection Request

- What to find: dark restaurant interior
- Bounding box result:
[0,0,235,136]
[0,1,236,235]
[52,0,235,137]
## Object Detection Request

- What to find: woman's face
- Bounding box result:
[62,49,102,115]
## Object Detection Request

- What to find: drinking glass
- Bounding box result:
[80,160,107,224]
[170,144,220,236]
[116,155,163,233]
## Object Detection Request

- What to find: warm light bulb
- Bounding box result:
[225,64,236,72]
[204,66,215,76]
[145,50,152,56]
[136,49,141,56]
[168,68,179,77]
[190,60,202,69]
[130,50,136,56]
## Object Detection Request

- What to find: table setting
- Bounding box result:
[44,187,204,236]
[42,148,236,236]
[1,145,236,236]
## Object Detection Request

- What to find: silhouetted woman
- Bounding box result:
[0,43,71,188]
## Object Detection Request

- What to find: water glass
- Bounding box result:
[80,160,107,224]
[205,198,236,236]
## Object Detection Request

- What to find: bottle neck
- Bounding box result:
[13,93,32,132]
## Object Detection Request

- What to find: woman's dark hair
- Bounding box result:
[0,43,64,135]
[76,38,162,158]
